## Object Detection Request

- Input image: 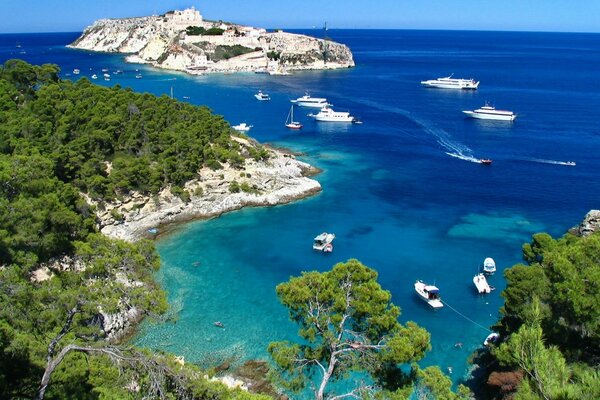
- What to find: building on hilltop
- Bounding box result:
[164,7,203,28]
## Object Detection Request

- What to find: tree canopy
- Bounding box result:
[269,259,470,399]
[486,232,600,399]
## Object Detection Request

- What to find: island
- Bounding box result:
[68,7,355,75]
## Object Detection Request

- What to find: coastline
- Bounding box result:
[91,138,322,243]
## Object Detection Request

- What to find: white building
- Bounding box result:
[164,7,203,28]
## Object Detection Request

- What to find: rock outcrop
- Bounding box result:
[90,137,321,242]
[68,8,354,75]
[571,210,600,237]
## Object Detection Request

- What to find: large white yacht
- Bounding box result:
[421,75,479,90]
[414,281,443,308]
[291,92,331,108]
[310,106,356,122]
[463,104,516,121]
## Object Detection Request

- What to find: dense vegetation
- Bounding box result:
[269,259,472,400]
[0,60,268,399]
[210,45,257,61]
[482,232,600,399]
[186,26,225,36]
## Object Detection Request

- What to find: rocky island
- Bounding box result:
[69,7,355,75]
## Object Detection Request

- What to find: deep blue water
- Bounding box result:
[3,30,600,390]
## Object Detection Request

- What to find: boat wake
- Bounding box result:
[524,158,576,167]
[445,152,483,164]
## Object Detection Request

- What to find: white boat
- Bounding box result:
[254,90,271,101]
[414,280,443,308]
[103,73,110,78]
[313,232,335,251]
[473,273,493,294]
[232,123,252,132]
[483,257,496,274]
[421,75,479,90]
[309,106,356,122]
[483,332,500,346]
[91,74,98,80]
[463,104,516,121]
[285,105,303,130]
[73,69,80,75]
[135,74,142,79]
[291,92,331,108]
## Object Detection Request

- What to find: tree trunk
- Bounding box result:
[317,357,336,400]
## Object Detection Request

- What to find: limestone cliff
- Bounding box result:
[69,8,354,74]
[571,209,600,237]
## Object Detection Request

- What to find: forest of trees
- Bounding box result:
[482,232,600,399]
[0,59,269,399]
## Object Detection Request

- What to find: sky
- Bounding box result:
[1,0,599,34]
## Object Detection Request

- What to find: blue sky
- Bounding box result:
[1,0,599,33]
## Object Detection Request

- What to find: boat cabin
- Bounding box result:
[424,285,440,300]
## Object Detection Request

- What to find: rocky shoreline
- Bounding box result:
[91,138,321,242]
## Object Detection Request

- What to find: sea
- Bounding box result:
[2,29,600,391]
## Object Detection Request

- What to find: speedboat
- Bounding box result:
[414,280,443,308]
[135,74,142,79]
[483,257,496,274]
[473,273,493,294]
[480,159,492,165]
[103,73,110,78]
[91,74,98,80]
[463,104,516,121]
[421,75,479,90]
[232,123,252,132]
[291,92,331,108]
[285,105,303,130]
[73,69,80,75]
[309,106,356,122]
[254,90,271,101]
[313,232,335,252]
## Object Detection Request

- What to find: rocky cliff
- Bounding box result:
[571,209,600,237]
[69,8,354,74]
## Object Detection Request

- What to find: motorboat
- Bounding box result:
[473,273,493,294]
[91,74,98,80]
[480,159,493,165]
[232,123,252,132]
[313,232,335,252]
[421,75,479,90]
[254,90,271,101]
[309,106,356,122]
[463,104,517,121]
[285,105,303,130]
[73,69,80,75]
[414,280,443,308]
[323,243,333,253]
[291,92,331,108]
[483,332,500,346]
[135,74,143,79]
[483,257,496,274]
[103,73,110,78]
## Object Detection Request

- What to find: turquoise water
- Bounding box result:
[4,30,600,390]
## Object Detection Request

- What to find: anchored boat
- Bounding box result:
[309,106,356,122]
[463,104,516,121]
[313,232,335,252]
[421,75,479,90]
[414,280,443,308]
[232,123,252,132]
[285,105,302,130]
[483,257,496,274]
[473,273,493,294]
[291,92,331,108]
[254,90,271,101]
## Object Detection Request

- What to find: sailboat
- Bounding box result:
[285,105,303,130]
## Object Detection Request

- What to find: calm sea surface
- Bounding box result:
[3,30,600,388]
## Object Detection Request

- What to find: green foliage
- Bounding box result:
[209,45,256,61]
[186,26,224,36]
[229,180,240,193]
[269,259,434,399]
[496,232,600,362]
[266,51,280,61]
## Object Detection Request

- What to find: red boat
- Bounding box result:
[480,159,492,165]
